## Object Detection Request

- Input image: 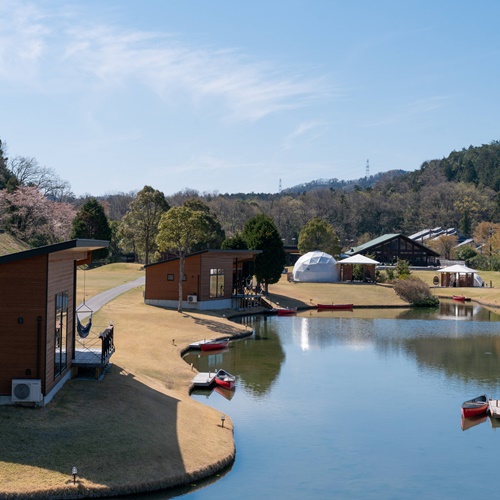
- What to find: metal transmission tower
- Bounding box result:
[279,178,282,192]
[366,159,370,178]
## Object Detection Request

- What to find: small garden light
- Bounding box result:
[221,414,226,428]
[72,466,78,484]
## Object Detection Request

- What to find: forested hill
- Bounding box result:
[415,141,500,192]
[280,141,500,196]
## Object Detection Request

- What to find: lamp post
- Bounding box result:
[490,226,493,271]
[221,414,226,428]
[72,466,78,484]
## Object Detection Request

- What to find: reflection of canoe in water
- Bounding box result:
[461,414,488,431]
[461,394,489,418]
[317,303,353,311]
[191,347,229,359]
[215,385,236,400]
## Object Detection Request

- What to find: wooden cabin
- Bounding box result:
[145,249,262,310]
[0,239,109,406]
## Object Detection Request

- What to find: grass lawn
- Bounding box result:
[0,265,237,498]
[76,263,144,303]
[268,274,408,308]
[268,267,500,311]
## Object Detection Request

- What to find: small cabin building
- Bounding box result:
[0,239,109,406]
[145,249,262,310]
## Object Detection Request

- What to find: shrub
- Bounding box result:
[393,276,439,307]
[353,264,364,281]
[455,245,477,262]
[394,259,411,279]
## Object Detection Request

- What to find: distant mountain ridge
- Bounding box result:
[282,141,500,195]
[281,169,408,194]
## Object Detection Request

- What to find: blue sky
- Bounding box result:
[1,0,499,197]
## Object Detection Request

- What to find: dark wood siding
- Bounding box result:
[0,256,47,396]
[145,255,202,301]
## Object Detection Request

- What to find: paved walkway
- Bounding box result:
[77,276,145,319]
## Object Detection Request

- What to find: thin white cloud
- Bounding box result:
[0,2,48,82]
[64,26,333,121]
[0,1,335,122]
[282,121,329,150]
[366,95,451,127]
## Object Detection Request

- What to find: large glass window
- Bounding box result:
[210,268,225,298]
[54,291,68,378]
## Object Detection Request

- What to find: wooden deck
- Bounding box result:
[191,372,217,387]
[73,347,114,367]
[489,399,500,418]
[72,325,115,379]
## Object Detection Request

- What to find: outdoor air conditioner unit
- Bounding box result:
[12,379,42,403]
[187,295,198,303]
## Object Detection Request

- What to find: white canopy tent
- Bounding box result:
[337,255,380,265]
[293,251,339,282]
[437,264,482,287]
[337,254,379,282]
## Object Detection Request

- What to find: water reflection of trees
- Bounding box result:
[394,301,500,321]
[188,304,500,398]
[402,335,500,384]
[234,316,285,397]
[185,315,285,397]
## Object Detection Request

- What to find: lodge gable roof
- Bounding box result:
[346,233,439,257]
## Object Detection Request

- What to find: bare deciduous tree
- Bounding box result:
[8,156,73,201]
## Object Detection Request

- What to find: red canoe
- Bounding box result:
[317,304,353,311]
[215,369,236,390]
[461,394,489,418]
[200,338,230,352]
[277,307,297,316]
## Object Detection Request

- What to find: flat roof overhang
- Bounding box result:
[0,239,109,265]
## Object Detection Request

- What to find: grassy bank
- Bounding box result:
[0,267,241,498]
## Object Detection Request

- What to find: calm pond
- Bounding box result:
[130,301,500,500]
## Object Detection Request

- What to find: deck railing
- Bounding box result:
[99,325,115,364]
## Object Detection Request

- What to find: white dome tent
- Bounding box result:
[293,251,339,282]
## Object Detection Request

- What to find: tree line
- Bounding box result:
[2,137,500,273]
